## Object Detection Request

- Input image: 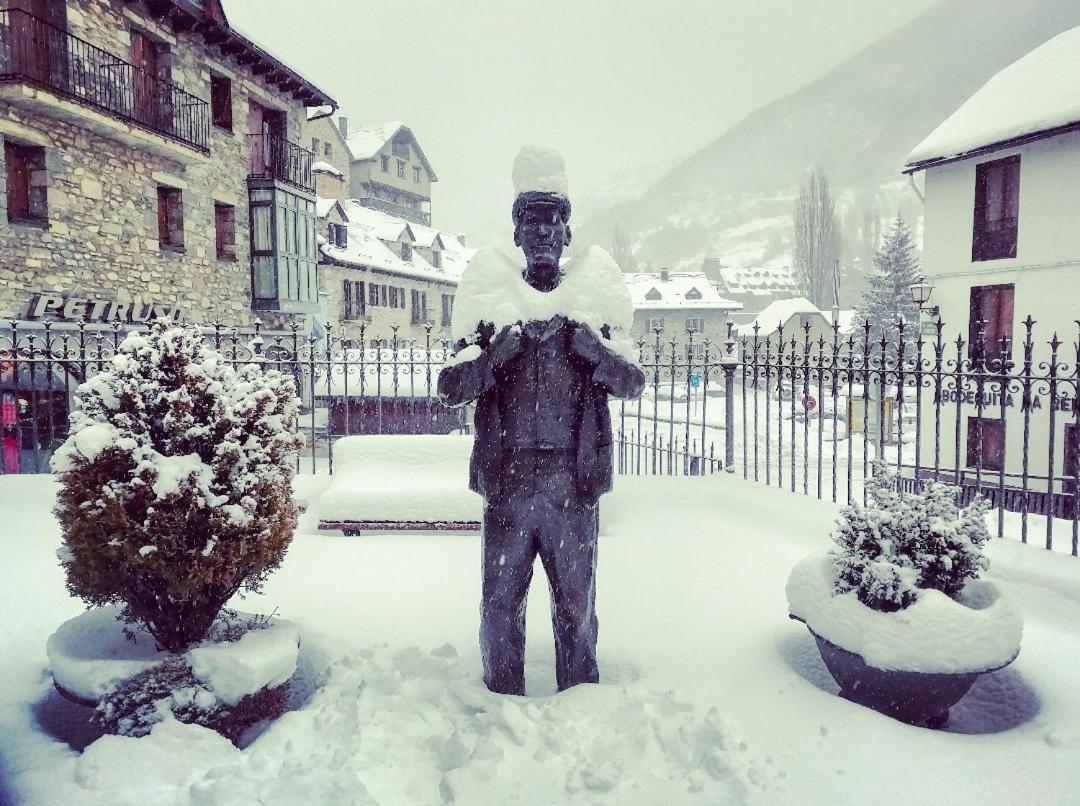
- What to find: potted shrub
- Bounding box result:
[49,321,304,739]
[786,461,1022,728]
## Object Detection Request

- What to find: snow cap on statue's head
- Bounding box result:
[511,145,571,224]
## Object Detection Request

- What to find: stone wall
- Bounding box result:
[0,0,312,328]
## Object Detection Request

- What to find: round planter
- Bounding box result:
[792,615,1017,728]
[47,605,300,740]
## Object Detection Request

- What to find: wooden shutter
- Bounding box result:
[157,185,169,244]
[4,142,30,220]
[356,281,365,317]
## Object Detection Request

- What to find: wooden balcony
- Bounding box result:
[0,8,209,152]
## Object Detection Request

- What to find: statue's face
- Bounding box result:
[516,203,568,275]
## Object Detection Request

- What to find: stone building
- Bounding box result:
[0,0,336,329]
[624,269,742,353]
[302,114,435,227]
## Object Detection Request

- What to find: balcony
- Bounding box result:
[247,133,315,194]
[0,8,209,152]
[356,195,431,226]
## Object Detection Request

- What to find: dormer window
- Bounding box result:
[685,287,702,300]
[644,288,662,301]
[431,250,441,268]
[381,155,389,172]
[401,241,412,261]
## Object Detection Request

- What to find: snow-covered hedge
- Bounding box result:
[831,462,991,611]
[53,321,304,652]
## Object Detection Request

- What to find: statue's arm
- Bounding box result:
[572,324,646,400]
[438,323,522,408]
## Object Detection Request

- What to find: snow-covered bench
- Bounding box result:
[317,435,482,534]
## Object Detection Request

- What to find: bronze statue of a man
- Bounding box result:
[438,147,645,695]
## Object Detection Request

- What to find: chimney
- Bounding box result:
[456,232,467,246]
[660,268,669,282]
[338,116,349,139]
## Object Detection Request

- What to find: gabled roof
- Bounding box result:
[744,298,825,335]
[372,220,416,244]
[623,272,741,311]
[906,25,1080,171]
[316,198,347,220]
[344,123,438,181]
[311,160,344,178]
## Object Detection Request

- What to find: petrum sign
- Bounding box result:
[25,293,184,324]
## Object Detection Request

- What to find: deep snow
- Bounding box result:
[1,471,1079,805]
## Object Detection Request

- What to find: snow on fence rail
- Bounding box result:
[1,317,1077,554]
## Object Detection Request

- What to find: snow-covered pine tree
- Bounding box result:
[853,213,921,359]
[53,321,304,653]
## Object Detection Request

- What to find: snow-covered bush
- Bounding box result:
[831,462,991,612]
[53,321,303,653]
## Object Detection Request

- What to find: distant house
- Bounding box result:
[904,24,1080,493]
[739,297,853,346]
[304,115,436,227]
[624,270,741,351]
[702,259,802,321]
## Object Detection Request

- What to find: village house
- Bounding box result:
[0,0,335,472]
[624,269,742,354]
[904,23,1080,499]
[0,0,336,328]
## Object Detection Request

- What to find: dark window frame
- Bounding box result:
[972,155,1020,262]
[157,185,184,252]
[210,73,233,132]
[968,283,1014,366]
[214,201,235,261]
[4,140,48,225]
[966,416,1006,473]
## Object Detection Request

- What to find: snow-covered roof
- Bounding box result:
[311,160,343,178]
[317,198,474,285]
[623,272,742,312]
[743,297,823,335]
[344,123,438,181]
[316,198,346,220]
[717,265,799,295]
[906,25,1080,170]
[372,220,415,244]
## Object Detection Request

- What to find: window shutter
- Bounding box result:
[157,186,169,244]
[342,279,352,319]
[356,281,365,316]
[167,190,184,248]
[4,142,30,220]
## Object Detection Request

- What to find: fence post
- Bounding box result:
[720,323,740,473]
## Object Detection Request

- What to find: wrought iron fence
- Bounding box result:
[0,8,210,151]
[1,316,1077,554]
[247,133,315,193]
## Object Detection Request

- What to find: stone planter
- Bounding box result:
[47,605,300,742]
[791,615,1017,728]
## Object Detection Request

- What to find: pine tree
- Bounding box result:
[854,213,921,357]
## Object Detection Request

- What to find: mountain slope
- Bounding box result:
[577,0,1080,279]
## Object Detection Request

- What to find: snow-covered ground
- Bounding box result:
[2,471,1079,805]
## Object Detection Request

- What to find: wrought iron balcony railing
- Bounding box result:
[0,8,210,152]
[247,133,315,193]
[356,195,431,226]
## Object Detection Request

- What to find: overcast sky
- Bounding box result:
[224,0,940,247]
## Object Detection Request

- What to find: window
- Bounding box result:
[686,318,704,333]
[1066,425,1079,487]
[969,284,1014,366]
[431,250,441,268]
[972,155,1020,261]
[685,287,702,300]
[369,283,379,307]
[311,137,319,152]
[327,223,347,248]
[411,289,428,324]
[389,286,399,308]
[647,318,665,332]
[343,279,366,320]
[380,285,388,306]
[644,288,662,301]
[381,154,389,172]
[397,160,405,178]
[324,143,332,157]
[413,166,421,183]
[157,185,184,251]
[214,202,235,261]
[401,242,412,261]
[966,416,1005,472]
[441,293,454,327]
[210,74,232,131]
[4,141,47,224]
[398,286,405,308]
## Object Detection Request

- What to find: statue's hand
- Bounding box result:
[570,323,609,367]
[488,325,524,369]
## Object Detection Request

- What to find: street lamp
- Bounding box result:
[909,278,938,319]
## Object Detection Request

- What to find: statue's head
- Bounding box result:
[511,146,572,292]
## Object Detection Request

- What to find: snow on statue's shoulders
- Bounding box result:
[451,244,635,359]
